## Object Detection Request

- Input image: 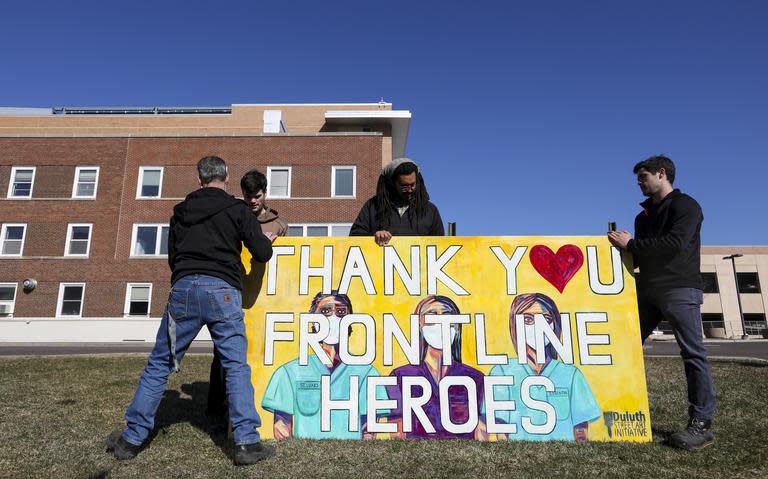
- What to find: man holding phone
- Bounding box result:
[608,155,716,450]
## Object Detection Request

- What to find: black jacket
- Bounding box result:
[349,197,445,236]
[168,187,273,289]
[628,189,703,292]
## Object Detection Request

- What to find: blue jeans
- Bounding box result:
[122,274,262,445]
[638,287,717,422]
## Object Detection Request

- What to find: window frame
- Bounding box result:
[0,282,18,317]
[701,313,725,323]
[7,166,36,199]
[124,283,153,317]
[287,223,353,237]
[64,223,93,257]
[56,282,86,318]
[130,223,170,257]
[71,166,100,199]
[329,224,353,237]
[137,166,164,199]
[266,166,292,199]
[701,272,719,294]
[743,313,767,335]
[305,225,331,237]
[331,165,357,198]
[0,223,27,257]
[736,272,762,294]
[287,225,305,237]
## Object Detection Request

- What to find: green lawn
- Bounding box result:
[0,355,765,479]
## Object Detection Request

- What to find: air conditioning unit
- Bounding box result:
[0,303,13,316]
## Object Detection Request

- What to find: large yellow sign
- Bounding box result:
[244,237,651,442]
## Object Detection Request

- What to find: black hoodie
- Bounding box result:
[349,197,445,236]
[628,189,703,292]
[168,187,273,289]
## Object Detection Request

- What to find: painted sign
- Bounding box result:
[243,237,651,442]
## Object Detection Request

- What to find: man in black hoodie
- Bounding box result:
[608,155,716,450]
[107,156,275,465]
[350,157,444,245]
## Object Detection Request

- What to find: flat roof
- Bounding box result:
[0,102,394,116]
[325,110,412,159]
[234,102,392,106]
[702,246,768,255]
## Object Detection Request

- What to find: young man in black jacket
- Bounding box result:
[107,156,276,465]
[350,158,444,245]
[608,155,716,450]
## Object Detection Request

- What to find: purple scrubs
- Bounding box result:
[385,362,484,439]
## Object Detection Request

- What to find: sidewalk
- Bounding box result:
[0,341,214,357]
[643,336,768,361]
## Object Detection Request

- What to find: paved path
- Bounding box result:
[2,339,767,361]
[643,338,768,361]
[0,342,214,356]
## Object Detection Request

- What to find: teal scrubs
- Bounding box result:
[261,354,384,439]
[484,358,601,441]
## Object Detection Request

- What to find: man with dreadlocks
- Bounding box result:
[349,157,444,245]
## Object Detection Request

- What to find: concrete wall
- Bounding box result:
[701,246,768,337]
[0,318,209,342]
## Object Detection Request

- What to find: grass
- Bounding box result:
[0,355,766,479]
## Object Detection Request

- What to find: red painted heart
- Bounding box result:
[529,244,584,293]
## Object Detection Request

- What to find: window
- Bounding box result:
[65,224,92,257]
[701,313,726,338]
[744,314,767,335]
[701,313,724,324]
[332,166,356,198]
[72,166,100,198]
[701,272,719,294]
[0,224,26,256]
[330,224,352,236]
[653,321,673,334]
[131,224,169,256]
[124,283,152,317]
[7,167,35,198]
[737,272,761,294]
[0,283,17,317]
[267,167,291,198]
[287,223,352,237]
[307,226,328,237]
[57,283,85,317]
[137,167,164,198]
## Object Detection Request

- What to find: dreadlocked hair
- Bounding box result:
[374,162,430,230]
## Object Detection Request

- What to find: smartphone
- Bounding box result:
[608,221,617,232]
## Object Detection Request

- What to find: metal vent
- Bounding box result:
[52,107,232,115]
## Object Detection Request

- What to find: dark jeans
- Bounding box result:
[207,347,227,416]
[123,275,261,445]
[638,287,717,422]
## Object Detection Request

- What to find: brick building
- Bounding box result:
[0,103,412,341]
[2,103,765,342]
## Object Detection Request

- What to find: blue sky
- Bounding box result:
[2,0,766,244]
